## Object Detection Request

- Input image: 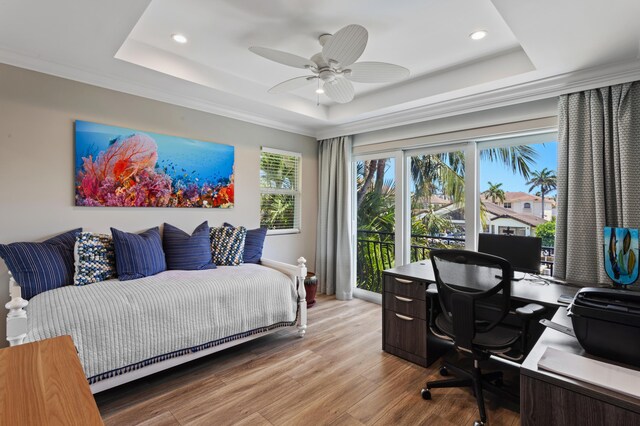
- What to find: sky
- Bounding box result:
[479,142,558,194]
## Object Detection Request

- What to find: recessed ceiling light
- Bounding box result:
[315,88,325,94]
[171,33,188,44]
[469,30,488,40]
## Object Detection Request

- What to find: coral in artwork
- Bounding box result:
[75,128,234,208]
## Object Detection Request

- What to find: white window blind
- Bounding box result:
[260,147,301,233]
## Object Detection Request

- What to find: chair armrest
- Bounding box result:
[427,283,438,297]
[515,303,545,319]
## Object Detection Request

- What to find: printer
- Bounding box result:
[569,287,640,367]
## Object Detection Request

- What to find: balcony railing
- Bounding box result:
[356,230,554,294]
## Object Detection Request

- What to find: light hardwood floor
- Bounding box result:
[95,295,520,426]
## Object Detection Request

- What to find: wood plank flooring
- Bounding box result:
[95,295,520,426]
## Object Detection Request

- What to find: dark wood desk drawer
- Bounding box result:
[384,293,427,320]
[384,275,426,300]
[384,310,426,359]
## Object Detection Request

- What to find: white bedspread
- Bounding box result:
[25,264,298,380]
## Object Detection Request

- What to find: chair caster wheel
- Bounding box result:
[439,366,449,376]
[473,421,485,426]
[421,388,431,400]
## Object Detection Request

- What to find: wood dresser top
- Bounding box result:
[0,335,103,426]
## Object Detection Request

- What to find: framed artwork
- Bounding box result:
[74,120,234,208]
[604,227,638,286]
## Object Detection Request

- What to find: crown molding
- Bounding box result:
[3,46,640,142]
[314,60,640,140]
[0,48,318,137]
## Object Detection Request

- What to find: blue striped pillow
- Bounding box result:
[0,228,82,299]
[163,222,216,270]
[111,227,166,281]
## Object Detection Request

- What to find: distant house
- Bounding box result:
[482,191,556,220]
[482,202,547,236]
[433,200,548,237]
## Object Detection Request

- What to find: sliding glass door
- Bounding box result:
[351,130,559,300]
[406,146,469,261]
[353,152,403,297]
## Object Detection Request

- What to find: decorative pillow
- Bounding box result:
[0,228,82,299]
[163,222,217,270]
[210,225,247,266]
[224,223,267,264]
[74,232,117,286]
[111,227,166,281]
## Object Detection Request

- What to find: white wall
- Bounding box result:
[0,64,318,347]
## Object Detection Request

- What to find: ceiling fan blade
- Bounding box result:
[322,24,368,68]
[249,46,316,69]
[346,62,410,83]
[268,76,317,94]
[323,77,355,103]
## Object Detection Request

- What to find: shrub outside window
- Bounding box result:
[259,148,301,234]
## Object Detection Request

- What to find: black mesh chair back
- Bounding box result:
[429,249,512,354]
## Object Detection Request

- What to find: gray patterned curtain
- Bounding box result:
[555,81,640,284]
[316,136,353,299]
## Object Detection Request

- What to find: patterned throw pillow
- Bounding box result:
[0,228,82,299]
[224,223,267,264]
[74,232,117,286]
[210,225,247,266]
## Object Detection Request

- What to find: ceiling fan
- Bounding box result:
[249,24,410,104]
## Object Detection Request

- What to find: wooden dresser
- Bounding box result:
[382,268,447,367]
[0,335,103,426]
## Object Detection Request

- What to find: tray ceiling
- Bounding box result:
[1,0,640,137]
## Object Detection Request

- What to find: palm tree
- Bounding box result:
[526,168,557,218]
[483,181,506,204]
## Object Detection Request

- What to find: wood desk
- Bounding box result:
[0,336,103,426]
[521,309,640,425]
[385,261,580,307]
[382,261,580,367]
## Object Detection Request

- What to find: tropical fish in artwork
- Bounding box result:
[629,249,637,276]
[624,229,632,254]
[609,230,621,279]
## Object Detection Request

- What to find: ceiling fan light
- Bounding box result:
[469,30,487,40]
[171,33,188,44]
[315,88,325,94]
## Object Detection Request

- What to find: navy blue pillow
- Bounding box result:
[163,222,217,271]
[0,228,82,299]
[111,227,166,281]
[224,223,267,264]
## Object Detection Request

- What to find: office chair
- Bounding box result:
[421,249,545,426]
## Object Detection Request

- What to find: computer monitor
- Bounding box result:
[478,233,542,275]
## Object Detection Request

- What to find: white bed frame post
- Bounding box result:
[259,256,307,337]
[6,272,28,346]
[296,257,308,337]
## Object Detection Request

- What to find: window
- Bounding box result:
[259,148,301,234]
[479,133,558,274]
[351,129,560,296]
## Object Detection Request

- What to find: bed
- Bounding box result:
[5,257,307,393]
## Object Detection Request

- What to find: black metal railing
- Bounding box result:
[541,246,555,276]
[356,230,466,293]
[356,230,555,293]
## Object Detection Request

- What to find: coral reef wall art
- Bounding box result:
[75,120,234,208]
